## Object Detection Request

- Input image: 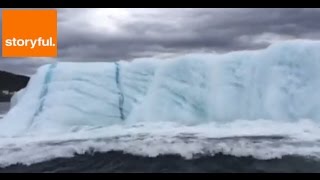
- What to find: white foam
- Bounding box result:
[0,119,320,167]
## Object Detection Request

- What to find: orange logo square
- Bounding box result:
[2,10,57,57]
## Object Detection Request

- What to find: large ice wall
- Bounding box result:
[1,40,320,136]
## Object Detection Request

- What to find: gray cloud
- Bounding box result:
[1,8,320,75]
[57,8,320,60]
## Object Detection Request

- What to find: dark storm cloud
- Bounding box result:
[1,8,320,75]
[57,8,320,61]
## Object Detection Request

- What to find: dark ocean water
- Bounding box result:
[1,102,320,173]
[1,151,320,173]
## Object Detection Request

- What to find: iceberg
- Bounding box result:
[1,40,320,136]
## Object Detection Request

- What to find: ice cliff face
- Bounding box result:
[1,40,320,136]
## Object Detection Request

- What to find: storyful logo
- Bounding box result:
[2,9,57,57]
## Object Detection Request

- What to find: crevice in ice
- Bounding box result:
[31,63,57,127]
[115,62,125,121]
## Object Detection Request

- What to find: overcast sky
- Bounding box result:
[1,8,320,76]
